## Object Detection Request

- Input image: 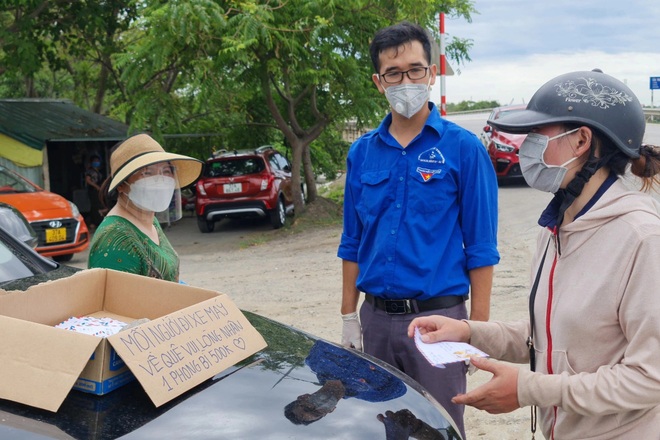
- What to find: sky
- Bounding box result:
[430,0,660,107]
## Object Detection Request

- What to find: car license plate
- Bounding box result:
[223,183,242,194]
[46,227,67,243]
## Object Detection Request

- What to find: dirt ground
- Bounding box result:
[70,182,552,439]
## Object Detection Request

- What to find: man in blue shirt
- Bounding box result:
[337,21,499,437]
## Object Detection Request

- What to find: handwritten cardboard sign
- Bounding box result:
[108,295,267,407]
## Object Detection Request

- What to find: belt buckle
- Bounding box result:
[384,299,412,314]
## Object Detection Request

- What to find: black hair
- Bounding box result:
[563,123,628,176]
[98,140,124,209]
[369,21,432,73]
[592,135,629,176]
[564,123,660,191]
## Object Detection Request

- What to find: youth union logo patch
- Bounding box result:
[418,147,445,164]
[416,167,441,181]
[417,147,444,181]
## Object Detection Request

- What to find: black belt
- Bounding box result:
[365,294,468,315]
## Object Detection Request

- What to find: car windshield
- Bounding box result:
[496,108,525,119]
[0,168,37,193]
[0,238,35,282]
[205,157,265,177]
[0,206,36,246]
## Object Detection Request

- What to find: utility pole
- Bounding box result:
[439,12,447,116]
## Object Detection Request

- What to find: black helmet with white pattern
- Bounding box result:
[488,69,645,158]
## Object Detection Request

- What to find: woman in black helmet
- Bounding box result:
[407,70,660,439]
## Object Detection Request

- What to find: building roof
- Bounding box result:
[0,99,129,150]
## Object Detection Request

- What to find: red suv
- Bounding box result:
[482,104,528,181]
[195,146,295,232]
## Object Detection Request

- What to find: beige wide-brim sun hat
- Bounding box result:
[109,134,203,192]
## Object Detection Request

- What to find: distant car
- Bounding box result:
[0,224,461,440]
[195,146,297,232]
[482,105,528,181]
[0,165,89,261]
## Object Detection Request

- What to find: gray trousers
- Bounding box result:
[360,300,469,439]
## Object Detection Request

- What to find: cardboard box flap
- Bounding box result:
[0,269,107,323]
[108,295,267,407]
[0,315,101,412]
[103,269,220,318]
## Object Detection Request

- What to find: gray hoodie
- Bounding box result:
[469,179,660,439]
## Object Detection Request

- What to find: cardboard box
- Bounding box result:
[72,333,135,395]
[0,269,267,412]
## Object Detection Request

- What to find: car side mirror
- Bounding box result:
[483,125,492,133]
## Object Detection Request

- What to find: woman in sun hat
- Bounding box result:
[407,69,660,439]
[88,133,203,282]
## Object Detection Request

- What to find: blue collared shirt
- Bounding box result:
[306,340,406,402]
[338,103,500,300]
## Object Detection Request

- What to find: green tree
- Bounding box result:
[0,1,137,112]
[0,0,477,215]
[121,0,476,213]
[447,100,500,112]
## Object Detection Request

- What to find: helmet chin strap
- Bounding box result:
[553,148,614,254]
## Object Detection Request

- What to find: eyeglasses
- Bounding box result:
[379,66,430,84]
[135,163,175,178]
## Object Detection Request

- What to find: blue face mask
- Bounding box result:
[519,128,580,193]
[92,160,101,168]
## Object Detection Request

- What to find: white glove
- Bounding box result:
[341,312,363,351]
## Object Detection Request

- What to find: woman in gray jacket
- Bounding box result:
[409,69,660,439]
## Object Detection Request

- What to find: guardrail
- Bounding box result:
[644,108,660,123]
[446,108,494,116]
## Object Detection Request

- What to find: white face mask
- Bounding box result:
[128,175,176,212]
[384,76,431,119]
[519,128,580,193]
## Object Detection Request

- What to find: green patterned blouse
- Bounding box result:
[88,215,179,282]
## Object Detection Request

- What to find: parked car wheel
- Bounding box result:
[197,216,215,233]
[269,197,286,229]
